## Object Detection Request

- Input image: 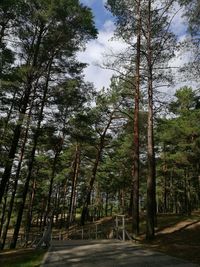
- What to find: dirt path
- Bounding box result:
[41,240,199,267]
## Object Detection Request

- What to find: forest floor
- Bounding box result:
[141,212,200,265]
[0,212,199,266]
[0,248,46,267]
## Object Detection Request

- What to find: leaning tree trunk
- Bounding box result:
[46,154,58,220]
[132,0,141,236]
[25,176,37,246]
[0,82,32,204]
[146,0,156,240]
[0,25,44,204]
[81,113,114,225]
[0,185,9,238]
[80,149,101,225]
[10,58,52,249]
[0,82,37,250]
[0,124,31,249]
[68,144,81,226]
[45,133,65,227]
[105,192,109,217]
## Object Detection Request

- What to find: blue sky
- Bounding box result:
[78,0,121,90]
[80,0,114,29]
[78,1,189,92]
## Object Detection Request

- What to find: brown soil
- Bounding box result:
[141,216,200,265]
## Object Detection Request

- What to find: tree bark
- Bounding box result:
[105,192,109,217]
[68,144,80,226]
[0,185,8,238]
[44,153,58,226]
[25,176,36,246]
[146,0,156,240]
[132,0,141,236]
[10,57,52,249]
[0,25,44,204]
[81,113,114,225]
[0,77,37,249]
[0,117,31,249]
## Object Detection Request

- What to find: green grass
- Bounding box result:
[0,248,47,267]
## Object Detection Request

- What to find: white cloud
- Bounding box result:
[77,20,127,90]
[169,3,187,38]
[78,5,193,93]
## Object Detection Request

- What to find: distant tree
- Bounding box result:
[156,87,200,214]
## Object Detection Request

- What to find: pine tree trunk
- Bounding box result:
[132,0,141,236]
[0,85,31,204]
[45,153,59,226]
[68,144,80,226]
[10,58,53,249]
[0,76,38,249]
[54,186,61,225]
[146,0,156,240]
[80,113,114,225]
[80,143,104,225]
[62,179,68,227]
[25,177,36,246]
[105,192,109,217]
[164,175,167,213]
[0,185,8,238]
[0,130,29,249]
[0,25,44,204]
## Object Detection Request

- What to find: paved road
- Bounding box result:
[41,240,199,267]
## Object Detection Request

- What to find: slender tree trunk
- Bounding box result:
[185,169,191,215]
[44,152,59,226]
[0,185,8,238]
[146,0,156,240]
[39,201,46,231]
[63,179,68,226]
[81,113,114,225]
[10,58,53,249]
[120,189,125,214]
[132,0,141,236]
[105,192,109,217]
[80,147,102,225]
[198,168,200,208]
[0,128,30,249]
[54,185,61,225]
[129,190,133,216]
[0,83,37,250]
[68,144,80,226]
[46,135,65,227]
[169,168,174,213]
[25,177,36,246]
[0,25,44,204]
[164,174,167,213]
[0,83,32,204]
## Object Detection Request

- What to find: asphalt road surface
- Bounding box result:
[41,240,199,267]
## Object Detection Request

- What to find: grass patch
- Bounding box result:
[0,248,47,267]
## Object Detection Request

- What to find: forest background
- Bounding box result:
[0,0,199,249]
